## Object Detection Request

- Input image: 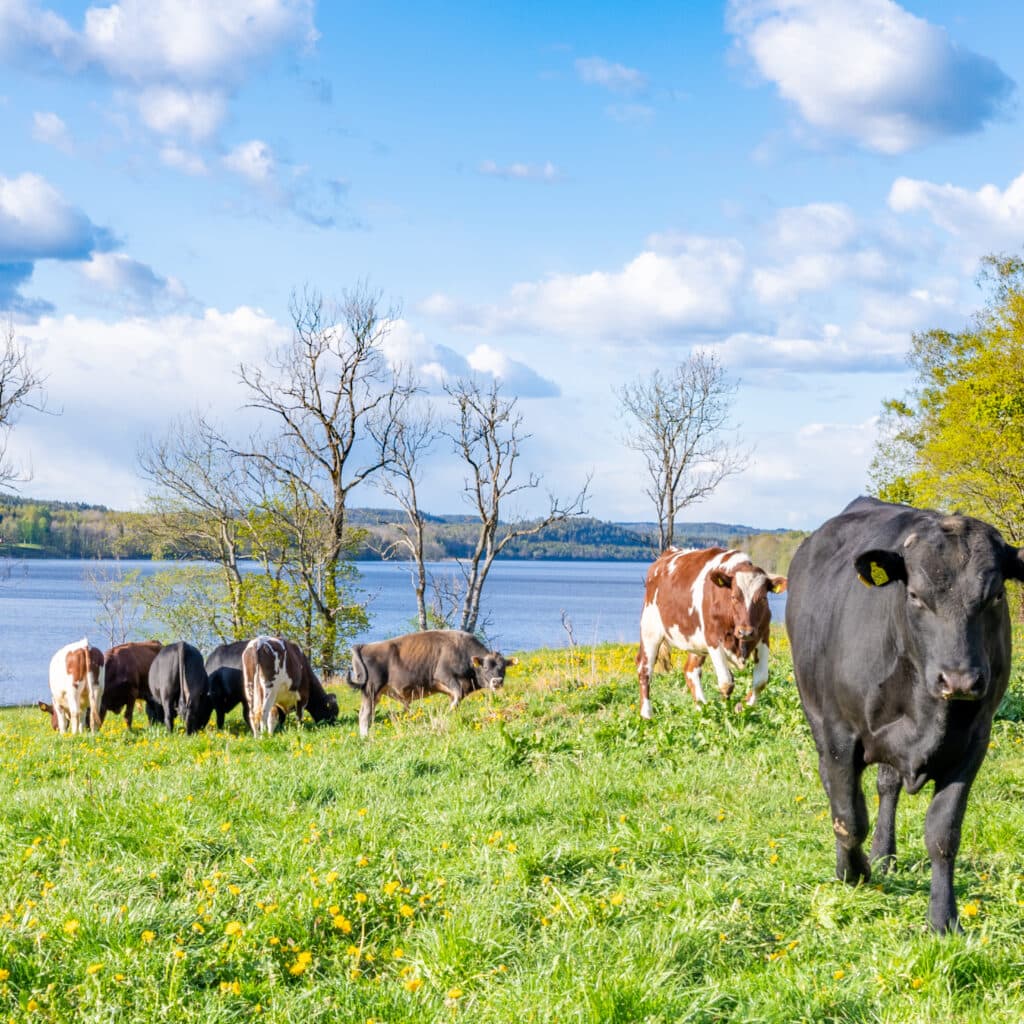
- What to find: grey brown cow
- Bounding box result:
[786,496,1024,933]
[347,629,517,737]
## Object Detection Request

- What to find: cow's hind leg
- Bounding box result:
[636,627,665,720]
[820,724,870,884]
[869,763,902,873]
[358,688,378,738]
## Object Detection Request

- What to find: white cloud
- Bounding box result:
[889,170,1024,249]
[0,172,113,261]
[605,103,654,125]
[159,143,208,176]
[223,139,276,184]
[136,85,226,140]
[728,0,1014,153]
[81,0,316,84]
[31,110,73,152]
[478,160,563,183]
[575,56,648,95]
[429,235,746,340]
[78,252,191,312]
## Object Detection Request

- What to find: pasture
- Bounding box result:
[3,636,1024,1023]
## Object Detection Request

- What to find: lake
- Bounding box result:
[0,558,786,707]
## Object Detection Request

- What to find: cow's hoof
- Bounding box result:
[837,850,871,885]
[640,700,653,720]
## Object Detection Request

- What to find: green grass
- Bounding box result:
[3,637,1024,1023]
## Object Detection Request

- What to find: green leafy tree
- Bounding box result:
[869,254,1024,542]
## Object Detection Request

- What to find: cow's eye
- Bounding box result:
[989,590,1005,608]
[907,589,925,609]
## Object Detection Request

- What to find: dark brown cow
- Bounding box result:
[101,641,162,728]
[241,636,338,736]
[47,638,105,734]
[347,629,518,737]
[636,547,787,718]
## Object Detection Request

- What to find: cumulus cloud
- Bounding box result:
[77,252,192,313]
[381,320,558,398]
[31,110,73,152]
[728,0,1014,153]
[159,143,208,176]
[136,86,226,141]
[6,305,288,506]
[478,160,563,183]
[223,139,276,184]
[426,235,745,340]
[575,56,648,95]
[889,170,1024,250]
[0,172,115,262]
[718,323,907,372]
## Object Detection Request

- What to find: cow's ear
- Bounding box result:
[709,570,732,589]
[1002,545,1024,581]
[37,701,52,714]
[505,657,518,667]
[472,656,483,667]
[768,574,787,594]
[854,550,907,588]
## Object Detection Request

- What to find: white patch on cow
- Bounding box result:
[640,697,653,718]
[734,569,767,612]
[706,644,735,694]
[686,663,707,704]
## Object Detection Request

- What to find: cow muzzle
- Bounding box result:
[936,668,988,702]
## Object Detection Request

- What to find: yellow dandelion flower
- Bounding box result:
[228,884,241,896]
[191,922,205,934]
[392,947,404,959]
[325,871,339,884]
[609,892,625,907]
[172,950,185,960]
[289,961,308,976]
[911,978,924,990]
[403,977,422,992]
[27,998,39,1011]
[383,881,400,896]
[354,892,368,904]
[63,919,80,936]
[224,921,244,937]
[0,968,9,981]
[357,808,368,816]
[399,904,415,918]
[86,963,103,975]
[141,930,155,944]
[346,944,360,956]
[357,856,369,867]
[220,822,231,832]
[962,902,980,917]
[333,915,353,933]
[833,970,845,980]
[447,987,463,999]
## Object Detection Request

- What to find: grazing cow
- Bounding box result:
[241,636,339,736]
[786,496,1024,933]
[636,547,787,717]
[147,641,212,735]
[101,641,162,729]
[48,638,105,734]
[347,629,518,738]
[205,640,250,730]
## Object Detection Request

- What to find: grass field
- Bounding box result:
[3,635,1024,1023]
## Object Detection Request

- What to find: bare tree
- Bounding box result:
[445,377,590,635]
[86,564,144,647]
[237,285,417,669]
[618,352,747,552]
[378,403,439,630]
[0,318,46,489]
[138,411,250,632]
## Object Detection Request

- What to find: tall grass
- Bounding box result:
[2,637,1023,1022]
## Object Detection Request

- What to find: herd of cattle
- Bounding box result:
[36,495,1024,932]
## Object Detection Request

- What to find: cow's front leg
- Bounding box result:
[925,752,985,934]
[682,653,707,704]
[820,724,870,884]
[54,703,69,734]
[637,611,665,719]
[68,693,83,735]
[260,691,278,736]
[869,763,902,873]
[706,645,734,700]
[743,641,770,706]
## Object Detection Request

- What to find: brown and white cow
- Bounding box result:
[241,636,338,736]
[636,547,787,718]
[48,638,105,734]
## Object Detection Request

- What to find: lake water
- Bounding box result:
[0,558,786,707]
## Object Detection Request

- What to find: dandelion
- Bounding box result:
[333,915,353,933]
[173,950,185,960]
[357,856,369,867]
[350,967,362,980]
[224,921,244,937]
[404,977,422,992]
[833,970,845,980]
[27,998,39,1011]
[911,978,924,990]
[609,892,625,907]
[962,901,980,917]
[399,904,415,919]
[383,881,401,896]
[289,952,313,976]
[357,808,368,817]
[228,885,241,896]
[447,987,463,999]
[141,930,156,944]
[354,892,368,904]
[325,871,339,884]
[86,963,103,975]
[63,919,80,936]
[0,968,9,981]
[770,853,780,865]
[220,822,231,832]
[392,947,404,959]
[191,922,205,934]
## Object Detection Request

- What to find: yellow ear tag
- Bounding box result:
[869,562,889,585]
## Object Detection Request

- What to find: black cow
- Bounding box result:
[348,629,517,737]
[205,640,249,730]
[146,641,212,735]
[786,496,1024,932]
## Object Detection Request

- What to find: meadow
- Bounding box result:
[3,635,1024,1023]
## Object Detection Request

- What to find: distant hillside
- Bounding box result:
[0,495,799,563]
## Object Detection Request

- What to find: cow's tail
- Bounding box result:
[346,645,366,691]
[178,640,187,701]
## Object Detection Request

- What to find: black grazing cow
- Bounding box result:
[205,640,249,730]
[786,496,1024,932]
[241,636,339,736]
[146,641,212,735]
[348,629,517,737]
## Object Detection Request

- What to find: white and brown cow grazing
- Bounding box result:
[241,636,338,736]
[636,547,787,718]
[48,638,105,734]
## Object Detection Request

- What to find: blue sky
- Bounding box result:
[2,0,1024,529]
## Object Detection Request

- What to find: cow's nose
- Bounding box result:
[736,626,755,639]
[937,669,987,701]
